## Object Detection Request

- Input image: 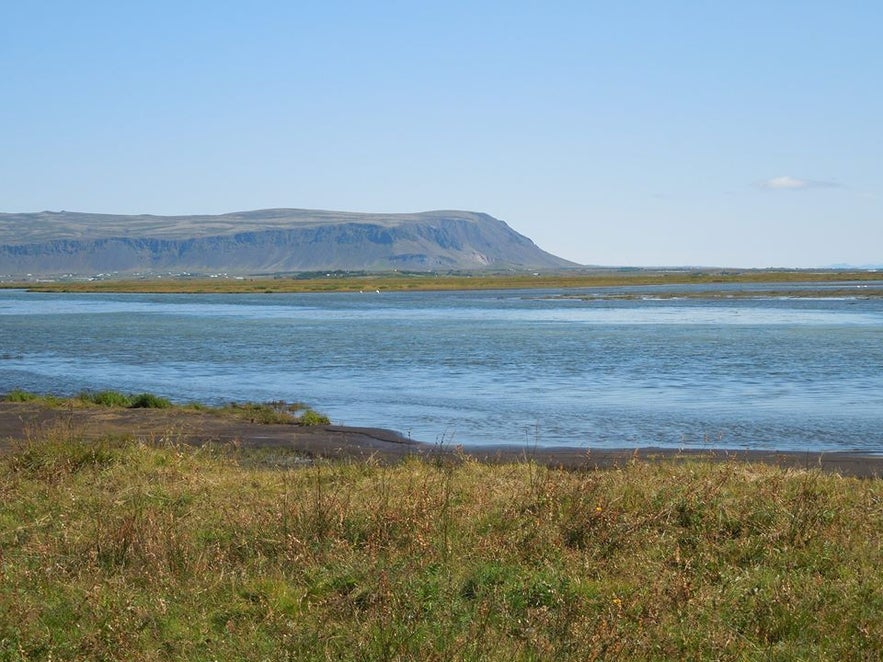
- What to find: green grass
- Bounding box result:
[8,268,883,295]
[297,408,331,426]
[1,430,880,660]
[78,389,134,407]
[129,392,173,409]
[3,388,40,402]
[3,391,329,425]
[5,389,174,409]
[217,401,329,425]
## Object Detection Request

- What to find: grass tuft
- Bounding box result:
[128,392,173,409]
[297,408,331,426]
[4,388,39,402]
[218,401,299,424]
[78,389,134,407]
[216,401,330,425]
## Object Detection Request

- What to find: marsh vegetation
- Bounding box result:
[1,425,880,660]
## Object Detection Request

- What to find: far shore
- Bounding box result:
[3,267,883,295]
[2,401,880,478]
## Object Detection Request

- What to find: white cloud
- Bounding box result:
[759,176,839,190]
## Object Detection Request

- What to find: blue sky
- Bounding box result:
[2,2,880,267]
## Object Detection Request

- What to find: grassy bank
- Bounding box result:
[5,268,883,294]
[1,429,880,660]
[3,389,330,426]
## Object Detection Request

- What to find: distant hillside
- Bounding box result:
[0,209,578,276]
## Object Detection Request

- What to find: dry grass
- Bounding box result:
[1,427,881,660]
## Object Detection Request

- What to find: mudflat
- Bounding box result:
[1,402,880,477]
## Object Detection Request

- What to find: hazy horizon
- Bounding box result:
[3,3,880,268]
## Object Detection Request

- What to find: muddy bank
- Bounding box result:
[1,402,880,477]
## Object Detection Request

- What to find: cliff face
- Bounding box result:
[0,209,577,275]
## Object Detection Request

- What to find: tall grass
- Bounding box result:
[1,430,880,660]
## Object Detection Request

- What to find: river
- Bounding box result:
[1,283,881,453]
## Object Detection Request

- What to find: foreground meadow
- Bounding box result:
[1,429,880,660]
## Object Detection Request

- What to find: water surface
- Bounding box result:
[1,285,881,453]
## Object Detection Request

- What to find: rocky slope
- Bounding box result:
[0,209,576,276]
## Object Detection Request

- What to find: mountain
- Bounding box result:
[0,209,578,276]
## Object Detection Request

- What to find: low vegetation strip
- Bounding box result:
[1,429,880,660]
[2,390,330,426]
[5,269,883,294]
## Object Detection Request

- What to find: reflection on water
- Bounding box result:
[1,286,881,453]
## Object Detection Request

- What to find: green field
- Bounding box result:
[1,426,880,660]
[4,268,883,295]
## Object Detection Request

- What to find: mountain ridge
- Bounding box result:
[0,208,578,275]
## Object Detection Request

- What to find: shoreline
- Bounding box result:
[462,444,883,478]
[5,268,883,295]
[1,402,880,478]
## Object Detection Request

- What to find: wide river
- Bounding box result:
[1,283,881,454]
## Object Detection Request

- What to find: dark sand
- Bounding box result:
[1,402,880,478]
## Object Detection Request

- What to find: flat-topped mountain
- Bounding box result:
[0,208,577,276]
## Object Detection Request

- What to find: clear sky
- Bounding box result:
[2,2,881,267]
